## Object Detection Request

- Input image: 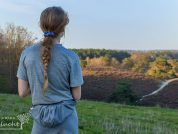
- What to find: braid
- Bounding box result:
[40,37,54,95]
[39,6,69,95]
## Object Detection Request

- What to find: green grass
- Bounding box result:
[0,94,178,134]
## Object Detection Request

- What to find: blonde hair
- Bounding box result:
[39,6,69,95]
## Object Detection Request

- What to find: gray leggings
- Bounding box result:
[31,108,78,134]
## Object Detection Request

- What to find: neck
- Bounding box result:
[52,40,60,45]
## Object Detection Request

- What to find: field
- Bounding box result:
[82,67,178,108]
[0,94,178,134]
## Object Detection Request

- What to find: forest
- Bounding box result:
[72,48,178,79]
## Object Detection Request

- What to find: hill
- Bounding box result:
[81,67,178,108]
[141,81,178,108]
[0,94,178,134]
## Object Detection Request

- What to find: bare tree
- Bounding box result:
[0,23,37,93]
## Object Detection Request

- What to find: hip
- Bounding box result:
[29,99,78,128]
[31,109,78,134]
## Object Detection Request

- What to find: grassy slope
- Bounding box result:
[0,94,178,134]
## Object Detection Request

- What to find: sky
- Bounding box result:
[0,0,178,50]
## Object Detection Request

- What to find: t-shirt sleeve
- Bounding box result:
[16,49,28,81]
[69,54,84,87]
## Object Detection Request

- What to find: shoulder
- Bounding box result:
[21,42,40,55]
[20,46,30,58]
[60,45,80,62]
[25,42,40,51]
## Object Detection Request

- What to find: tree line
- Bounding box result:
[0,23,36,93]
[71,49,178,79]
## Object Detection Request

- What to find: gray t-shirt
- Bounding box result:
[16,42,84,105]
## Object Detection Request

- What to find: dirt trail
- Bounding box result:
[140,78,178,101]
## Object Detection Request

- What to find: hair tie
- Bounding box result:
[44,31,56,37]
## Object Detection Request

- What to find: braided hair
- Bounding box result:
[39,6,69,95]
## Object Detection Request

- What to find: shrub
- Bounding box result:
[107,80,139,105]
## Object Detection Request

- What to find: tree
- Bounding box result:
[130,53,152,73]
[107,80,138,105]
[0,23,37,93]
[121,58,134,70]
[111,57,120,67]
[17,113,30,130]
[146,58,173,78]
